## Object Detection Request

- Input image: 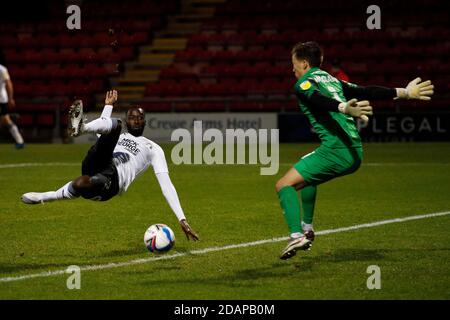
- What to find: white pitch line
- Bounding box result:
[1,162,449,169]
[280,162,450,167]
[0,162,79,169]
[1,210,449,283]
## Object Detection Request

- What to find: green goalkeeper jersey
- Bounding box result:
[294,67,362,149]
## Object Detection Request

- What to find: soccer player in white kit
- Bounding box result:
[0,63,25,149]
[21,90,199,241]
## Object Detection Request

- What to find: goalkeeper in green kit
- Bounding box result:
[277,41,434,260]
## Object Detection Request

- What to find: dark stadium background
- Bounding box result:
[0,0,448,143]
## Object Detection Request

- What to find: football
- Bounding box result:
[144,224,175,253]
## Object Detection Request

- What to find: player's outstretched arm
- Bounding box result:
[340,78,434,101]
[395,77,434,100]
[101,90,118,118]
[340,80,397,101]
[155,172,199,241]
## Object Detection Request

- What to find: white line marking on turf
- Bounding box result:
[1,162,450,169]
[1,210,449,283]
[0,162,78,169]
[280,162,450,167]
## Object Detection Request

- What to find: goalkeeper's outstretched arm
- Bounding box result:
[340,78,434,101]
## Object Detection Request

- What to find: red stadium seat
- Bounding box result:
[37,114,54,126]
[16,114,34,126]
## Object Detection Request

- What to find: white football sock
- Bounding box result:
[40,181,79,202]
[8,124,24,144]
[290,232,303,239]
[302,222,314,232]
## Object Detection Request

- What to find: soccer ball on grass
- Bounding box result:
[144,223,175,253]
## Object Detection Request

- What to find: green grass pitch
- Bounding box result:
[0,142,449,299]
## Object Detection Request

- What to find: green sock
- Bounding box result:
[278,186,301,234]
[301,185,317,224]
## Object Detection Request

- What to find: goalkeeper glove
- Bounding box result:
[360,115,370,125]
[396,77,434,100]
[338,98,373,119]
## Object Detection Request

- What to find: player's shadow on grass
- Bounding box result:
[229,248,388,280]
[294,248,389,272]
[134,248,391,288]
[92,242,145,258]
[310,248,387,263]
[96,245,196,259]
[133,263,291,289]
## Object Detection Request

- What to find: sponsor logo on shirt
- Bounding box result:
[117,138,141,155]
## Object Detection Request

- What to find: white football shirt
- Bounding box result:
[112,132,169,193]
[0,64,11,104]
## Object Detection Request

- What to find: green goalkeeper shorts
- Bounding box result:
[294,145,363,186]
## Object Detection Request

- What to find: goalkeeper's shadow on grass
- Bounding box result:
[127,262,296,287]
[227,248,389,279]
[294,248,390,272]
[127,248,392,286]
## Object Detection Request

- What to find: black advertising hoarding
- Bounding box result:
[279,113,450,142]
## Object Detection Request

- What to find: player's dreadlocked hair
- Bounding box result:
[291,41,323,68]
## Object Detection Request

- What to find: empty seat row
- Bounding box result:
[214,0,445,16]
[175,47,290,62]
[8,63,118,80]
[162,60,450,81]
[0,32,149,49]
[188,32,449,52]
[201,15,448,32]
[0,18,161,35]
[175,46,449,64]
[3,47,135,64]
[50,1,177,18]
[146,80,299,97]
[136,100,299,112]
[15,80,105,97]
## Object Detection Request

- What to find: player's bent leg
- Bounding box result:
[21,181,80,204]
[0,114,9,126]
[72,175,102,200]
[83,117,120,136]
[275,167,307,192]
[73,172,118,202]
[69,98,121,137]
[81,119,122,176]
[342,147,363,175]
[276,168,314,260]
[1,114,25,148]
[300,185,317,233]
[72,175,92,191]
[276,168,305,238]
